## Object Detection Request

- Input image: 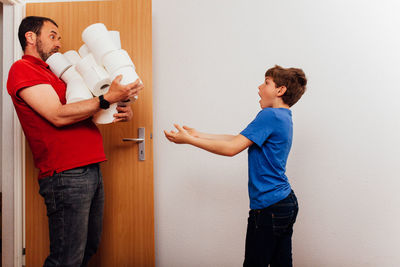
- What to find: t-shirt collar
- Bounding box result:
[22,54,49,68]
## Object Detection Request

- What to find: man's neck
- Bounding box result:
[24,47,42,61]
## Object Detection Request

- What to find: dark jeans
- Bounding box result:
[243,191,299,267]
[38,163,104,267]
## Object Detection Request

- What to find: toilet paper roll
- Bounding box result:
[109,31,121,49]
[78,44,90,58]
[92,103,118,124]
[46,52,72,78]
[61,66,82,84]
[65,79,93,104]
[81,67,111,96]
[75,54,98,76]
[111,66,141,100]
[82,23,109,45]
[103,49,134,74]
[85,34,118,65]
[110,65,140,85]
[63,50,81,65]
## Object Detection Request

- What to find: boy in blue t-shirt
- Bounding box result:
[164,65,307,266]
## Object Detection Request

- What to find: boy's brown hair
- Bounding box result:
[265,65,307,107]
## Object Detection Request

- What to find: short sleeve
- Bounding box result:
[7,60,51,99]
[240,109,276,147]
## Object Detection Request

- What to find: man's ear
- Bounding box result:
[277,86,287,96]
[25,31,37,47]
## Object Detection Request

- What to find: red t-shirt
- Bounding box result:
[7,55,106,178]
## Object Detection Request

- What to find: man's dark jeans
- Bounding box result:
[243,190,299,267]
[39,163,104,267]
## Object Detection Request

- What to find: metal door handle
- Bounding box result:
[122,127,145,161]
[122,138,144,142]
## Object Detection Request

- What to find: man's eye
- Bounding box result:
[50,35,55,39]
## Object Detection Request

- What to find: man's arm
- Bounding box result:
[164,124,253,157]
[19,76,142,127]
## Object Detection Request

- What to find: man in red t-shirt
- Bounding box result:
[7,16,143,266]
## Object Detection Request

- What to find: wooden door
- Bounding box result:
[25,1,154,266]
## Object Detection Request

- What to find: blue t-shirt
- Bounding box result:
[240,108,293,209]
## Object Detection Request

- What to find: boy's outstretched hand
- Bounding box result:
[182,125,199,138]
[164,124,193,144]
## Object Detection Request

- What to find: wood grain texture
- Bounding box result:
[25,0,154,266]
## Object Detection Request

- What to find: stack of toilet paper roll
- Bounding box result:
[45,22,141,124]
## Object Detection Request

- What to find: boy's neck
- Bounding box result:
[271,99,290,109]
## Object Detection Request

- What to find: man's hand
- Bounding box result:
[105,76,144,104]
[164,124,193,144]
[113,104,133,122]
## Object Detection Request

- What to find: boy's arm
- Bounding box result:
[182,126,235,141]
[164,124,253,157]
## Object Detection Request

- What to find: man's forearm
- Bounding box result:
[53,97,100,126]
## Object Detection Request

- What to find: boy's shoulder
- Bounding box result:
[258,107,290,117]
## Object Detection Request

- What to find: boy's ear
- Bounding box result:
[277,86,287,97]
[25,31,37,47]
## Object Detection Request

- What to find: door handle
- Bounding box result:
[122,127,145,161]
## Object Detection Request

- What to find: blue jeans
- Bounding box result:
[38,163,104,267]
[243,191,299,267]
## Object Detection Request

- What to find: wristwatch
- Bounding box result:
[99,95,110,109]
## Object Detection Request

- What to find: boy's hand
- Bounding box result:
[182,125,199,138]
[164,124,192,144]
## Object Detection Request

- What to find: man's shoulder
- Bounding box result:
[9,59,38,81]
[7,58,51,97]
[10,58,37,72]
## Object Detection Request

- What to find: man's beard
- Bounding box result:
[36,38,58,62]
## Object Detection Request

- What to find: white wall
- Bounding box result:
[153,0,400,266]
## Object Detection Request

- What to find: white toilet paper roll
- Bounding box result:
[63,50,81,65]
[61,66,82,83]
[81,68,111,96]
[65,79,93,104]
[85,34,118,65]
[76,54,110,96]
[111,66,141,100]
[103,49,134,74]
[46,52,72,78]
[109,31,121,49]
[78,44,90,58]
[92,103,118,124]
[110,65,140,85]
[82,23,109,45]
[75,54,98,75]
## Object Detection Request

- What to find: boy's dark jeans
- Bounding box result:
[243,190,299,267]
[38,163,104,267]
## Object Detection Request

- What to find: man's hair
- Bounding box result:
[18,16,58,51]
[265,65,307,107]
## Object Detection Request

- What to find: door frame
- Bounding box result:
[1,3,25,267]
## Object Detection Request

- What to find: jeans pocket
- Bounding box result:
[61,166,89,177]
[39,177,63,216]
[271,210,296,236]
